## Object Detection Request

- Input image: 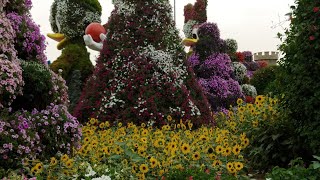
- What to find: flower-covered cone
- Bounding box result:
[74,0,213,127]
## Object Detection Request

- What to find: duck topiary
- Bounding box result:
[48,0,102,110]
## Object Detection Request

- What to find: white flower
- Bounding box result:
[231,62,247,82]
[241,84,257,97]
[85,165,96,177]
[92,175,112,180]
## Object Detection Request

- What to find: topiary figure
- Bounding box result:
[182,10,244,111]
[48,0,102,110]
[74,0,213,127]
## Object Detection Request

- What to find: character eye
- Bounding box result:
[192,33,197,39]
[191,27,199,39]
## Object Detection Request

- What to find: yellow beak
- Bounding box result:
[47,33,68,50]
[182,38,198,47]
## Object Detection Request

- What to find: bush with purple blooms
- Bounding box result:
[242,51,253,62]
[189,53,243,111]
[4,0,32,15]
[0,56,24,109]
[243,61,260,71]
[0,104,81,170]
[194,23,226,60]
[0,3,17,61]
[7,12,47,64]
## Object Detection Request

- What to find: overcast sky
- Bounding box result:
[30,0,294,64]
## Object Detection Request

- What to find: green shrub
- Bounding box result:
[11,61,53,111]
[276,0,320,160]
[266,156,320,180]
[250,65,279,95]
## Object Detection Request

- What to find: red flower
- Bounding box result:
[314,7,319,12]
[189,176,193,180]
[245,96,254,103]
[310,35,315,41]
[236,52,245,62]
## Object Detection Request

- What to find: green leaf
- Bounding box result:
[109,155,122,160]
[312,162,320,169]
[272,134,281,141]
[312,155,320,161]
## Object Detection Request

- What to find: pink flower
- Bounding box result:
[310,36,315,41]
[314,7,319,12]
[189,176,193,180]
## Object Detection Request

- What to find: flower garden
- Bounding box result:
[1,0,320,179]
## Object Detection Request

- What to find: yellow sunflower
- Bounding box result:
[222,147,232,156]
[65,159,74,168]
[226,162,234,173]
[132,163,138,173]
[238,106,245,113]
[192,151,201,161]
[212,160,222,167]
[50,157,58,166]
[141,137,148,144]
[232,144,241,155]
[99,122,105,129]
[252,120,259,127]
[237,98,243,105]
[234,162,244,171]
[35,162,43,171]
[150,157,158,168]
[61,154,69,162]
[114,146,123,155]
[139,164,149,173]
[241,138,250,148]
[167,115,173,121]
[255,95,265,103]
[89,118,96,125]
[141,129,149,136]
[153,139,165,148]
[180,143,191,154]
[215,145,224,154]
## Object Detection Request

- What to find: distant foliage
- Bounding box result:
[251,65,279,95]
[225,38,238,54]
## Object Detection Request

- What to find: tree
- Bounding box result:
[74,0,213,127]
[278,0,320,158]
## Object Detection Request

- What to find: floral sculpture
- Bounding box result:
[0,0,80,173]
[183,2,244,111]
[74,0,213,127]
[48,0,102,110]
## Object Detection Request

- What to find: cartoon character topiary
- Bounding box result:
[182,2,244,111]
[48,0,102,110]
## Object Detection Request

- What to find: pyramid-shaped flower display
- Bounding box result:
[74,0,213,127]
